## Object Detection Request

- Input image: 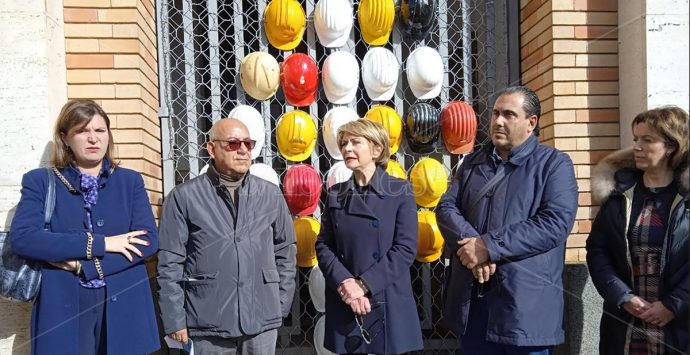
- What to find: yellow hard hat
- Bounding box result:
[264,0,306,50]
[357,0,395,45]
[240,52,280,101]
[409,158,448,208]
[276,110,317,162]
[386,160,407,179]
[416,210,444,263]
[364,105,403,154]
[294,216,320,267]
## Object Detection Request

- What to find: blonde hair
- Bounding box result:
[632,106,689,173]
[336,119,390,169]
[52,100,117,169]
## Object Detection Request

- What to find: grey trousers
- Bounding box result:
[192,329,278,355]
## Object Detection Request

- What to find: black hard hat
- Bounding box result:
[399,0,437,40]
[406,102,440,154]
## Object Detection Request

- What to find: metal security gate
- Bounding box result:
[156,1,519,353]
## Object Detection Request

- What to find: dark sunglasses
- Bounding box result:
[355,314,381,345]
[213,139,256,152]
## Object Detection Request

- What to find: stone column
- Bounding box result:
[618,0,690,144]
[0,0,67,353]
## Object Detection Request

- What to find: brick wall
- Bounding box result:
[63,0,162,215]
[520,0,620,262]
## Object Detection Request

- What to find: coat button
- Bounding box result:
[372,251,380,259]
[96,219,104,227]
[111,296,117,302]
[238,281,244,287]
[371,220,379,228]
[498,241,505,247]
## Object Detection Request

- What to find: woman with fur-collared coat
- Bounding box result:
[315,119,423,355]
[586,106,689,355]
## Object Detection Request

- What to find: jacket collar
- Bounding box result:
[591,147,689,204]
[205,160,249,189]
[472,134,538,167]
[332,166,391,219]
[338,165,388,198]
[61,157,114,192]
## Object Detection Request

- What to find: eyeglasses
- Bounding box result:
[355,314,382,344]
[213,139,256,152]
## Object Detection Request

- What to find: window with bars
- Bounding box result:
[156,0,519,352]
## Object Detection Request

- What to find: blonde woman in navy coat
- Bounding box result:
[315,119,423,354]
[9,100,160,355]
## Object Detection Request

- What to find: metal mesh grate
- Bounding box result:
[157,0,515,353]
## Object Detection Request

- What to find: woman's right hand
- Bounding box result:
[349,296,371,316]
[104,230,149,262]
[623,295,651,317]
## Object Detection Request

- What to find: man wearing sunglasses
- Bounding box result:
[157,118,297,355]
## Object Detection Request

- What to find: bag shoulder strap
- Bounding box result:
[51,167,77,193]
[44,168,56,230]
[467,164,513,209]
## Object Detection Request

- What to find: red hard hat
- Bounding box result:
[282,164,321,216]
[440,100,477,154]
[281,53,318,107]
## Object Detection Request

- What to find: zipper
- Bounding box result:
[621,185,635,354]
[482,163,503,337]
[659,194,683,277]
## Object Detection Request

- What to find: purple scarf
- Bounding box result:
[78,171,106,289]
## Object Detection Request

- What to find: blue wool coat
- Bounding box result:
[9,164,160,355]
[315,167,423,355]
[436,135,579,346]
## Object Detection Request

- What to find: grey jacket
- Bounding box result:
[157,165,297,338]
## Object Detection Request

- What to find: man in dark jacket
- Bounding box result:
[436,86,578,354]
[157,118,297,354]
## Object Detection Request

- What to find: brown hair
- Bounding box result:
[632,105,689,172]
[52,100,117,169]
[336,119,390,169]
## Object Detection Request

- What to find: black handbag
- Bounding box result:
[0,167,56,301]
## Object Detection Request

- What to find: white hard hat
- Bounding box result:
[239,51,280,100]
[227,105,265,159]
[313,315,335,355]
[309,264,326,313]
[407,46,444,99]
[249,163,280,186]
[322,51,359,105]
[322,106,359,159]
[314,0,353,48]
[362,47,399,101]
[326,161,353,189]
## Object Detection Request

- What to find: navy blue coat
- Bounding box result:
[315,167,423,354]
[436,135,578,346]
[587,150,689,354]
[9,164,160,355]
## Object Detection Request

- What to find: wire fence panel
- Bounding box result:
[157,0,514,353]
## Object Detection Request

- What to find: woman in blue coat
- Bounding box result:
[315,119,423,354]
[9,100,160,355]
